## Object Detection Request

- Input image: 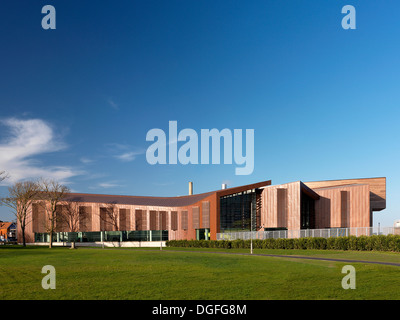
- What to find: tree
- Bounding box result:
[99,202,119,231]
[57,200,85,248]
[58,201,80,232]
[0,181,40,246]
[38,179,70,248]
[0,171,9,182]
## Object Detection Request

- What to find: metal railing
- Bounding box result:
[217,227,400,240]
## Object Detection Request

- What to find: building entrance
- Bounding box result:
[196,228,210,240]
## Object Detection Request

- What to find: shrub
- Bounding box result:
[165,235,400,252]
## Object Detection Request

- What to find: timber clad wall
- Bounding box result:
[304,178,386,211]
[261,182,301,230]
[18,178,385,243]
[313,184,370,228]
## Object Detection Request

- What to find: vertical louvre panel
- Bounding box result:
[55,205,67,232]
[32,203,39,232]
[32,203,45,233]
[341,191,349,227]
[125,209,131,230]
[100,207,110,231]
[119,209,130,231]
[192,206,200,229]
[256,191,262,230]
[100,207,106,231]
[181,210,188,230]
[202,201,210,228]
[171,211,178,230]
[277,188,287,227]
[79,206,92,231]
[135,209,146,231]
[160,211,167,230]
[150,210,157,230]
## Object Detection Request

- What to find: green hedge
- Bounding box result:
[166,235,400,252]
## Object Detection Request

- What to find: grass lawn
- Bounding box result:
[0,245,399,300]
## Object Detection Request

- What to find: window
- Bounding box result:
[220,190,257,232]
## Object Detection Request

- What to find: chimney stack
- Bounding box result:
[222,183,227,190]
[189,181,193,195]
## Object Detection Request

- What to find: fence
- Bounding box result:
[217,227,400,240]
[34,230,169,243]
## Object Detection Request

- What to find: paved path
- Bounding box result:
[162,249,400,267]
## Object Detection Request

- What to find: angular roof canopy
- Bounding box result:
[63,180,271,207]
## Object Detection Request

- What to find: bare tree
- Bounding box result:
[0,171,9,182]
[99,202,119,231]
[57,201,85,249]
[57,202,80,232]
[38,179,70,248]
[0,181,40,246]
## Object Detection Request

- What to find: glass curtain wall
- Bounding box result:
[220,189,257,233]
[300,192,316,229]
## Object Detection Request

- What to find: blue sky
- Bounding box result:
[0,0,399,226]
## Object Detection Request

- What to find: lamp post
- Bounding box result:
[160,211,163,251]
[250,202,253,255]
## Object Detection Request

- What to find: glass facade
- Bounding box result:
[300,192,316,229]
[196,228,210,240]
[34,230,168,243]
[220,189,257,232]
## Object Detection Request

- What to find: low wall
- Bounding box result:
[28,241,166,248]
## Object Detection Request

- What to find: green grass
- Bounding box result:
[0,245,399,300]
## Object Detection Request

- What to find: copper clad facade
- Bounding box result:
[19,178,386,243]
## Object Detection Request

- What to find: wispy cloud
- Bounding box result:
[108,98,119,110]
[0,118,82,184]
[114,151,142,162]
[87,181,124,190]
[80,157,95,164]
[106,143,145,163]
[98,182,122,188]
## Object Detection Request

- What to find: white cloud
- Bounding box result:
[87,181,123,190]
[106,143,145,162]
[0,118,82,184]
[114,151,140,162]
[108,99,119,110]
[98,182,122,188]
[80,157,95,164]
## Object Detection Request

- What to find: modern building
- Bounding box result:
[0,222,16,241]
[19,177,386,244]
